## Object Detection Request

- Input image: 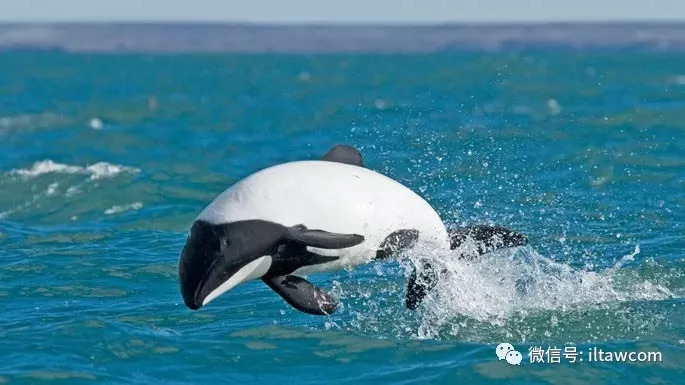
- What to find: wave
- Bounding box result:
[8,160,140,180]
[0,160,142,220]
[0,182,61,219]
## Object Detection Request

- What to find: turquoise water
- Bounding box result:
[0,52,684,384]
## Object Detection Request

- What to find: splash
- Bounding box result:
[416,243,665,322]
[329,242,678,343]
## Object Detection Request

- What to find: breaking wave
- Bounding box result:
[8,160,140,180]
[0,160,142,220]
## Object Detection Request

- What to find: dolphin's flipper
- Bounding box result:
[405,225,528,310]
[376,229,419,259]
[322,144,364,167]
[286,225,364,249]
[263,275,337,315]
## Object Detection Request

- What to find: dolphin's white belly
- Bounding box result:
[197,161,450,275]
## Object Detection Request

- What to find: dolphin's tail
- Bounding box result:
[405,225,528,310]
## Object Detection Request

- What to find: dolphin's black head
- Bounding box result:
[179,220,286,310]
[179,219,365,311]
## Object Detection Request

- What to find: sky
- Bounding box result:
[0,0,683,23]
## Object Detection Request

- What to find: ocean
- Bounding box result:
[0,50,684,384]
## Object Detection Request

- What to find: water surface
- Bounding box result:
[0,51,684,384]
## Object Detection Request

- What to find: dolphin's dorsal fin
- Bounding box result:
[321,144,364,167]
[263,275,337,315]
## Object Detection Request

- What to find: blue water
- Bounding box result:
[0,52,684,384]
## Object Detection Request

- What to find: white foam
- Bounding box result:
[404,243,672,339]
[104,202,143,215]
[86,162,138,180]
[329,241,677,341]
[0,113,66,130]
[8,160,139,179]
[10,160,81,177]
[46,182,59,196]
[88,118,103,130]
[546,98,562,115]
[65,185,81,197]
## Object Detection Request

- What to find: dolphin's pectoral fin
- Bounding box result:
[286,225,364,249]
[263,275,337,315]
[449,225,528,259]
[405,261,440,310]
[375,229,419,259]
[321,144,364,167]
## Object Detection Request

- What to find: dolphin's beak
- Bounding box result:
[178,221,272,310]
[196,255,272,308]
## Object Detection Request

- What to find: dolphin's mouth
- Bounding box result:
[187,254,224,310]
[199,256,272,307]
[183,256,273,310]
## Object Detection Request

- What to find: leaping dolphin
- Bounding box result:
[178,145,527,315]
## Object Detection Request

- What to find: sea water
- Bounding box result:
[0,51,683,384]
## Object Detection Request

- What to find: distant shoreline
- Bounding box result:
[2,22,685,53]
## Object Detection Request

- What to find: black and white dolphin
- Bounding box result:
[178,145,527,315]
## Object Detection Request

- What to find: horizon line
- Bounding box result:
[2,19,685,26]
